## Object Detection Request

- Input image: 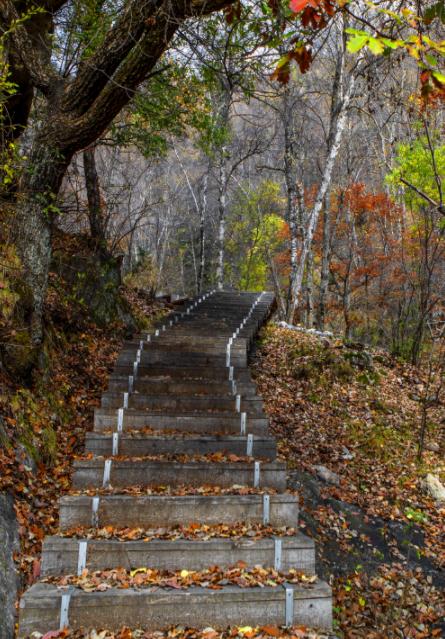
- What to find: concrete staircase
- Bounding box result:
[18,290,332,636]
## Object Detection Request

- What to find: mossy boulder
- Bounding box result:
[51,251,135,329]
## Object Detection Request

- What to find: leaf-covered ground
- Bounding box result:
[0,283,167,591]
[252,326,445,638]
[42,563,317,591]
[29,627,329,639]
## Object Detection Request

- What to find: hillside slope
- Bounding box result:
[253,326,444,639]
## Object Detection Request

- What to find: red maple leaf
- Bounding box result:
[289,0,319,13]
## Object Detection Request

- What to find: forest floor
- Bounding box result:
[253,326,445,639]
[1,290,444,639]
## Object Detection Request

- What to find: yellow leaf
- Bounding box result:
[180,569,190,578]
[130,567,147,577]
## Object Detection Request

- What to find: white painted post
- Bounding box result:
[112,432,119,456]
[117,408,124,433]
[240,412,247,435]
[91,496,100,527]
[102,459,112,487]
[246,433,254,456]
[77,541,88,576]
[262,494,270,524]
[59,593,71,629]
[274,538,282,571]
[254,461,261,487]
[285,587,294,626]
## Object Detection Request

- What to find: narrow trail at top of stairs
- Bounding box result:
[18,290,332,637]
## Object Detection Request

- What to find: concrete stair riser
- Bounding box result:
[72,460,287,491]
[84,434,277,460]
[116,353,247,368]
[59,494,299,529]
[41,534,316,575]
[100,394,264,414]
[110,366,253,382]
[107,379,258,397]
[121,341,248,354]
[128,338,249,349]
[93,410,269,436]
[18,583,332,636]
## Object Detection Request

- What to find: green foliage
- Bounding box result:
[404,507,428,524]
[346,28,401,56]
[0,41,20,187]
[112,64,212,158]
[193,12,263,157]
[225,181,287,290]
[345,7,445,65]
[386,135,445,210]
[60,0,118,62]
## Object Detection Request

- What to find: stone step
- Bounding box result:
[84,433,277,459]
[100,393,264,414]
[93,409,269,436]
[41,533,315,576]
[59,493,299,529]
[163,319,262,332]
[110,365,252,382]
[18,581,332,636]
[158,312,264,320]
[107,378,258,397]
[116,352,247,368]
[72,460,287,491]
[174,306,268,315]
[177,300,272,310]
[124,339,248,351]
[130,336,249,346]
[155,328,257,338]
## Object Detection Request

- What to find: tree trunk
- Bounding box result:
[343,273,352,340]
[214,83,231,291]
[282,82,304,321]
[216,156,227,290]
[305,249,314,328]
[198,172,208,293]
[83,145,107,252]
[288,40,360,320]
[13,136,69,368]
[317,194,331,330]
[266,247,286,318]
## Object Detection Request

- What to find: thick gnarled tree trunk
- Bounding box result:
[14,136,70,351]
